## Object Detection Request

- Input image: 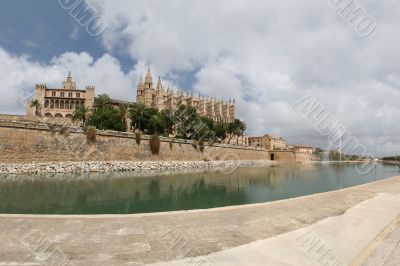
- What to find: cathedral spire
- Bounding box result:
[144,67,153,88]
[156,76,163,91]
[145,67,152,80]
[138,75,144,86]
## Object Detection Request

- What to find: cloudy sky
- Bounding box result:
[0,0,399,156]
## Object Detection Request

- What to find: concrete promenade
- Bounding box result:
[0,176,399,265]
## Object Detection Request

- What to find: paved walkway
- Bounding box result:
[0,176,399,265]
[362,224,400,266]
[149,193,400,266]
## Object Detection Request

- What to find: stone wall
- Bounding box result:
[0,114,77,126]
[0,120,270,163]
[0,117,317,164]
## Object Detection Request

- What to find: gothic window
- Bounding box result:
[76,93,81,98]
[60,92,65,97]
[52,91,56,97]
[68,92,73,97]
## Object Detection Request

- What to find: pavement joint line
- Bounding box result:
[351,213,400,265]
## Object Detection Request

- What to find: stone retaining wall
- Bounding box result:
[0,120,271,163]
[0,118,317,163]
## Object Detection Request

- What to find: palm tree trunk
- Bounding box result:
[228,134,233,144]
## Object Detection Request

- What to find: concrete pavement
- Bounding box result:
[149,193,400,265]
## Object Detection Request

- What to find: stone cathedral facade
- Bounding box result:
[137,68,236,122]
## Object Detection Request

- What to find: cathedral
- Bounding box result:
[137,68,236,122]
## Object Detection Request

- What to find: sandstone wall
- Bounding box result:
[0,114,77,126]
[0,121,270,163]
[0,118,317,164]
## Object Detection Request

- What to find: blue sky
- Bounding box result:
[0,0,134,71]
[1,0,400,156]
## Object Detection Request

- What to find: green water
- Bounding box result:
[0,163,399,214]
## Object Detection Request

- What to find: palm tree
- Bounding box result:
[72,105,90,127]
[30,100,41,117]
[238,120,247,146]
[226,119,246,145]
[118,104,129,132]
[148,113,163,134]
[129,101,146,131]
[94,94,112,111]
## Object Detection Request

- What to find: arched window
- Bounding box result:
[60,101,64,109]
[50,100,54,109]
[55,100,59,109]
[54,113,63,118]
[44,100,49,108]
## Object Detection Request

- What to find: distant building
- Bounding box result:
[27,72,95,118]
[224,134,249,147]
[137,68,236,122]
[292,145,315,154]
[248,135,288,150]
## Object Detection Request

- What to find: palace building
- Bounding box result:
[137,68,236,122]
[248,134,288,151]
[27,72,95,118]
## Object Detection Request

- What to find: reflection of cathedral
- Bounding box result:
[137,68,236,122]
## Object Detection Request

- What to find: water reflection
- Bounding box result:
[0,163,398,214]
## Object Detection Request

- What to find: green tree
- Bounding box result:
[160,109,175,136]
[72,105,90,127]
[129,101,146,132]
[173,104,199,139]
[94,94,113,111]
[214,122,228,142]
[88,107,124,131]
[148,113,164,134]
[118,104,129,132]
[227,119,243,144]
[88,94,124,131]
[142,107,159,133]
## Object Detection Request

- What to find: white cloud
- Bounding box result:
[0,48,137,114]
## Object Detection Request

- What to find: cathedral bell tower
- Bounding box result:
[143,68,154,107]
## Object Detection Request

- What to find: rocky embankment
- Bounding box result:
[0,160,277,175]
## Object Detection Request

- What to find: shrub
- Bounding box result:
[192,140,198,150]
[199,140,205,153]
[86,126,97,143]
[150,134,160,155]
[59,127,70,137]
[135,132,141,145]
[47,124,59,134]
